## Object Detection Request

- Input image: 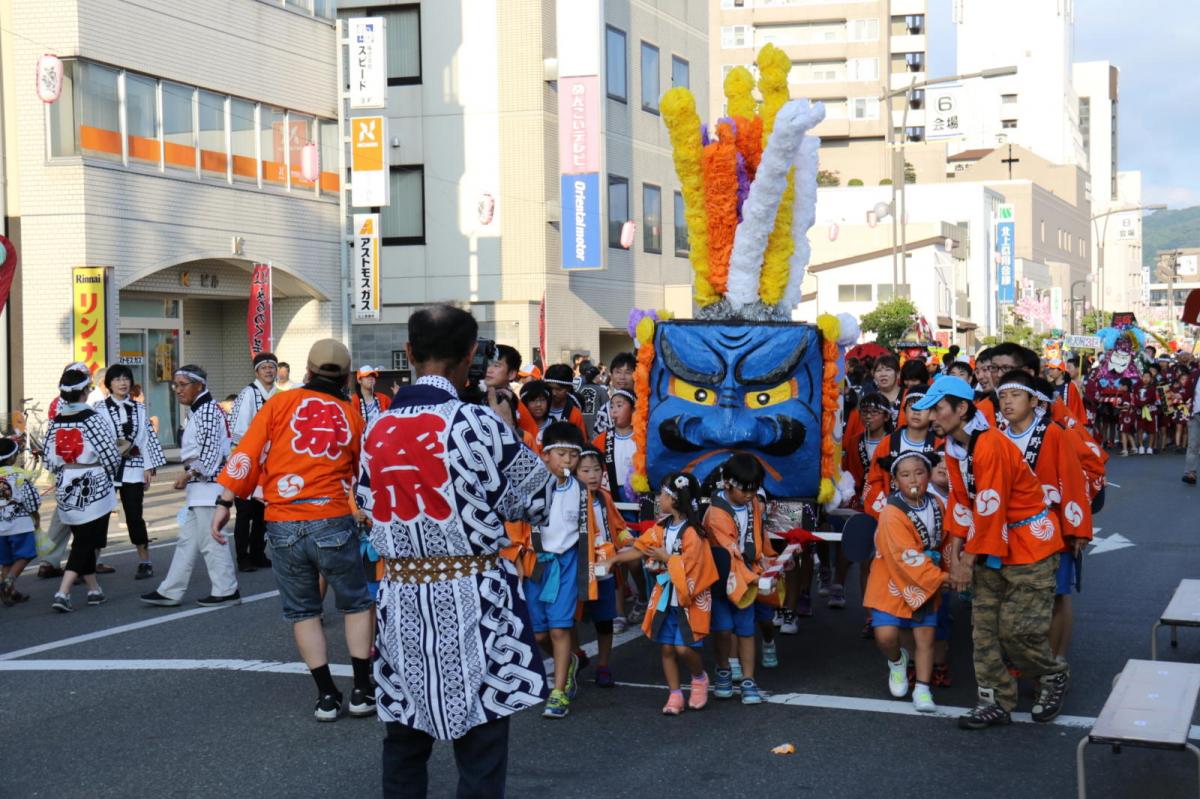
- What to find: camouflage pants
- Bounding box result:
[972,555,1067,711]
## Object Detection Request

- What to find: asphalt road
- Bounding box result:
[1,454,1197,798]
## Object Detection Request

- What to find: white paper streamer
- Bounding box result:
[777,107,824,314]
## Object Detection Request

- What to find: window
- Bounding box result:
[850,97,879,120]
[162,82,195,172]
[341,5,421,84]
[125,73,159,166]
[877,284,911,301]
[1001,93,1018,103]
[49,60,80,157]
[905,126,924,141]
[643,184,662,254]
[674,191,689,256]
[721,25,750,48]
[791,61,845,83]
[1001,119,1017,129]
[848,58,878,81]
[823,99,848,119]
[671,56,690,89]
[289,113,316,189]
[838,284,872,302]
[606,26,627,101]
[319,119,340,192]
[608,175,629,249]
[1040,219,1046,243]
[231,98,257,183]
[847,19,879,41]
[313,0,336,19]
[260,107,287,186]
[905,52,925,72]
[198,90,227,179]
[392,350,410,370]
[757,21,843,46]
[641,42,659,113]
[381,166,424,243]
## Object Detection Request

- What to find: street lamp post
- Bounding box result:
[880,65,1017,296]
[1070,275,1093,334]
[1091,203,1166,313]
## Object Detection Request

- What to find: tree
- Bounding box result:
[859,298,918,350]
[1080,309,1109,333]
[904,161,917,184]
[817,169,841,187]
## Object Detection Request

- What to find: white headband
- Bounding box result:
[544,378,574,386]
[889,450,933,476]
[542,443,582,453]
[58,366,91,392]
[996,382,1037,397]
[174,369,206,385]
[610,389,636,403]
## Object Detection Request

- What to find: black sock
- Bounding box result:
[351,657,373,692]
[310,664,338,697]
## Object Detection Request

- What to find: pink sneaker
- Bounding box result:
[688,673,709,710]
[662,691,685,715]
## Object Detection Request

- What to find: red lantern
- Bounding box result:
[300,143,320,183]
[620,220,636,249]
[36,54,63,104]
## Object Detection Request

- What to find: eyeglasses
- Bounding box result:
[171,381,195,390]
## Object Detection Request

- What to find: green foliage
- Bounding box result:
[981,335,1000,346]
[1080,308,1109,334]
[848,178,864,186]
[879,178,893,185]
[1141,206,1200,268]
[859,298,918,350]
[904,161,917,184]
[817,169,841,187]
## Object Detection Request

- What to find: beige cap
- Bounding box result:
[306,339,351,379]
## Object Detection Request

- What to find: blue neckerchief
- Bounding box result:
[655,571,672,612]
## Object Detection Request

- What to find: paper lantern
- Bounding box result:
[478,193,495,225]
[36,54,63,104]
[866,211,877,229]
[872,201,891,219]
[300,143,320,183]
[828,222,839,241]
[620,220,636,249]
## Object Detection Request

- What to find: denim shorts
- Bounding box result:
[0,532,36,566]
[1055,551,1076,596]
[265,515,373,622]
[871,603,939,630]
[710,597,760,637]
[526,547,579,632]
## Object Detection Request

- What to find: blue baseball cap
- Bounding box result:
[911,375,975,411]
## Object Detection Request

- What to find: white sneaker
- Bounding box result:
[780,611,799,635]
[912,683,936,713]
[1138,446,1146,455]
[887,649,910,698]
[730,657,744,682]
[772,610,783,628]
[612,615,628,634]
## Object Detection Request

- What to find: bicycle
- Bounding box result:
[5,398,48,486]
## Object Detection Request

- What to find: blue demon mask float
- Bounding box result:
[646,321,824,499]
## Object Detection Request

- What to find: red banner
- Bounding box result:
[0,235,16,316]
[247,263,272,356]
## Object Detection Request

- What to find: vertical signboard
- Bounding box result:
[351,116,389,207]
[247,263,273,356]
[1049,286,1063,328]
[556,0,604,271]
[72,266,109,374]
[354,213,381,321]
[349,18,388,109]
[996,203,1015,304]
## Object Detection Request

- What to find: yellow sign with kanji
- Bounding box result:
[72,266,108,374]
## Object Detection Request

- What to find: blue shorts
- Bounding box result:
[0,532,36,566]
[871,603,939,630]
[526,547,579,632]
[265,516,374,623]
[584,577,617,624]
[1056,552,1075,596]
[711,597,767,637]
[655,606,702,647]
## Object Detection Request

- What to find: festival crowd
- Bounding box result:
[2,306,1198,798]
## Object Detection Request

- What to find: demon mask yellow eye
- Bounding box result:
[670,376,717,406]
[745,380,795,409]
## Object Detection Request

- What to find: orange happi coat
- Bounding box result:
[943,426,1064,566]
[1014,416,1094,546]
[633,521,718,641]
[864,499,948,619]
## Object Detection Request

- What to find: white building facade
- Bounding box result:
[2,0,342,447]
[951,0,1084,167]
[341,0,705,374]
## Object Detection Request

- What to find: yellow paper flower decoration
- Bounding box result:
[724,66,757,120]
[661,87,716,307]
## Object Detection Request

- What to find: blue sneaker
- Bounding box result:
[761,641,779,669]
[714,668,734,699]
[565,652,580,699]
[740,678,763,705]
[542,689,570,719]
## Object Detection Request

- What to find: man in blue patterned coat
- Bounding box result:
[358,305,555,799]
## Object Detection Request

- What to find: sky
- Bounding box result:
[927,0,1200,208]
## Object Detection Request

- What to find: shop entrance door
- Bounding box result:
[119,297,183,450]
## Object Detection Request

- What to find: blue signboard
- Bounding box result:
[561,172,602,270]
[996,219,1015,304]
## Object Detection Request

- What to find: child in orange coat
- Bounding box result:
[863,450,950,713]
[608,472,717,716]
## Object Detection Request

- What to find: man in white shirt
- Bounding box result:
[229,352,279,570]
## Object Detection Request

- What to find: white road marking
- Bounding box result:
[0,590,280,661]
[540,627,642,674]
[1105,481,1120,488]
[1088,533,1135,555]
[3,657,1198,742]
